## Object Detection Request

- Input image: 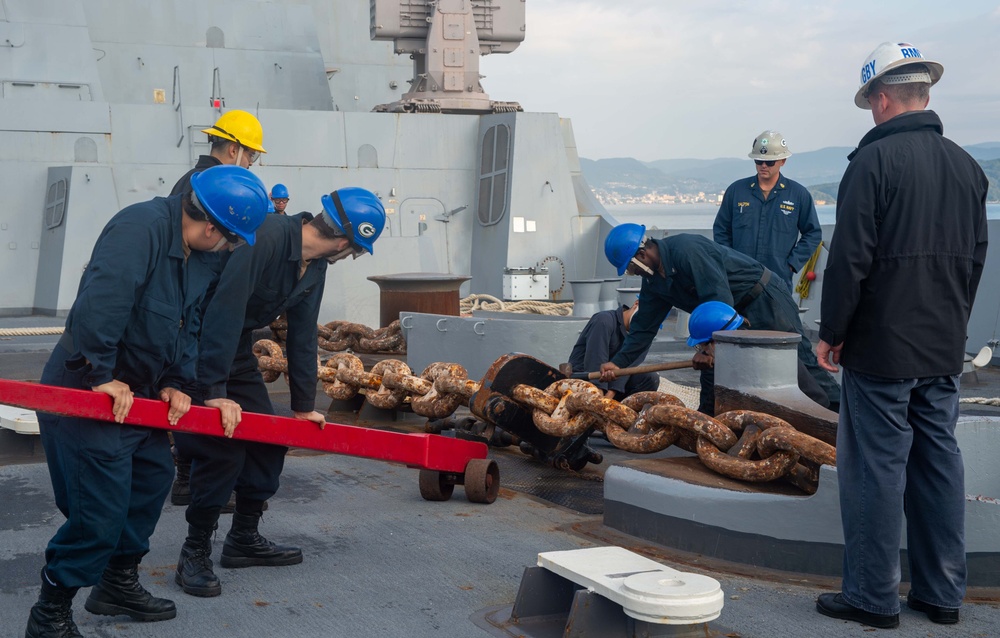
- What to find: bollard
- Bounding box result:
[599,278,621,311]
[713,329,837,444]
[569,279,604,318]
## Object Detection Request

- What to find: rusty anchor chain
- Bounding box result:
[318,319,406,354]
[266,317,406,354]
[253,344,837,493]
[506,380,836,494]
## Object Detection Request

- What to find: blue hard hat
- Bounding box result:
[267,200,276,213]
[270,183,289,199]
[190,165,269,246]
[604,223,646,276]
[687,301,745,346]
[319,187,386,255]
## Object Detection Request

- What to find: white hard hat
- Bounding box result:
[748,130,791,161]
[855,42,943,109]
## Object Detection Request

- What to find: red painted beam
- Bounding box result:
[0,379,485,473]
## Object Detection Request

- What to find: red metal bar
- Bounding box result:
[0,379,485,473]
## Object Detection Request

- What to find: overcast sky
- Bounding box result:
[480,1,1000,161]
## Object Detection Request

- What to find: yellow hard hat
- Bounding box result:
[201,110,266,153]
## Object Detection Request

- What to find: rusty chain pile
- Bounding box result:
[266,317,405,354]
[253,346,836,493]
[511,379,835,494]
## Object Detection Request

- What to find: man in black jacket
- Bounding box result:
[815,42,988,629]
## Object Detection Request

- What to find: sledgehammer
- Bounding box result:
[558,360,695,380]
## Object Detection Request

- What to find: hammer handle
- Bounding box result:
[581,359,693,380]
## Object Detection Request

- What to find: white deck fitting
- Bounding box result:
[0,405,38,435]
[537,546,724,624]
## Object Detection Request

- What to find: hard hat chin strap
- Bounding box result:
[208,124,242,146]
[630,257,654,277]
[328,191,361,251]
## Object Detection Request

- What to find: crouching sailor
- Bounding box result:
[24,165,268,637]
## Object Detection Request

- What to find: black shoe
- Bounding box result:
[816,592,899,629]
[175,523,222,597]
[907,593,960,624]
[220,512,302,568]
[25,568,83,638]
[84,556,176,622]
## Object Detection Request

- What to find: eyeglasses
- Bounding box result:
[754,160,777,167]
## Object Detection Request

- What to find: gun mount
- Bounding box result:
[370,0,524,113]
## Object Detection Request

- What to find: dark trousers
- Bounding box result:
[38,344,173,588]
[174,361,288,510]
[620,371,660,397]
[837,369,965,615]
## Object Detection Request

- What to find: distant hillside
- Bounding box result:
[983,159,1000,201]
[808,183,840,204]
[805,160,999,204]
[965,142,1000,162]
[582,143,1000,204]
[578,157,678,196]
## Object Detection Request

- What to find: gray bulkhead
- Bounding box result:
[0,0,612,325]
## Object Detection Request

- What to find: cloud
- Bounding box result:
[481,1,1000,159]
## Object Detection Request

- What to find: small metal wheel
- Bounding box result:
[463,458,500,504]
[418,470,455,501]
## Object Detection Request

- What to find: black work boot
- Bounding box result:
[175,508,222,597]
[84,555,176,621]
[220,511,302,568]
[24,568,83,638]
[170,451,191,506]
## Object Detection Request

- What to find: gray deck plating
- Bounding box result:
[3,341,1000,636]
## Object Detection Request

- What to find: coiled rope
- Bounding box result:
[460,294,574,316]
[960,397,1000,406]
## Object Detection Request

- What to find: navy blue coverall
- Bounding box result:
[174,214,326,511]
[37,196,216,588]
[568,305,658,398]
[713,175,822,286]
[609,234,839,412]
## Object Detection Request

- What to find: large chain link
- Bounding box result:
[510,377,836,493]
[267,317,405,354]
[254,343,836,493]
[318,319,405,354]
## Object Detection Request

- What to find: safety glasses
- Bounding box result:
[325,245,365,265]
[754,160,777,167]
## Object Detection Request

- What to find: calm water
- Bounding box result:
[608,203,1000,229]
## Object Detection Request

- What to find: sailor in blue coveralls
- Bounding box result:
[713,130,822,288]
[173,187,386,598]
[168,108,267,510]
[24,166,268,638]
[568,301,659,400]
[599,225,840,413]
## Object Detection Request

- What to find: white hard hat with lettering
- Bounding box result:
[855,42,944,109]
